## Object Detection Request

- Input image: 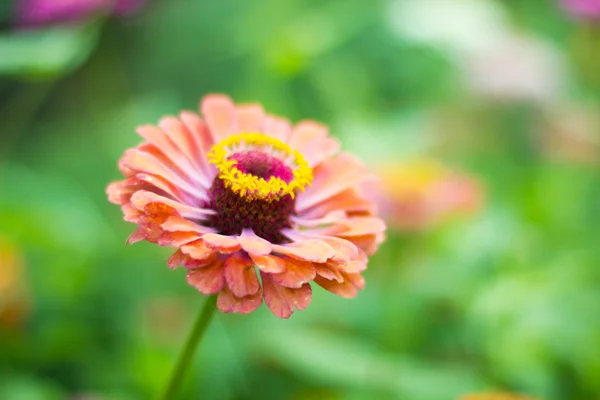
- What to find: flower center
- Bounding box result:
[204,133,313,243]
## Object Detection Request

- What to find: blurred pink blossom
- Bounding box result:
[14,0,147,28]
[560,0,600,19]
[370,160,484,231]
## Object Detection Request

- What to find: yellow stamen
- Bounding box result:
[207,133,313,201]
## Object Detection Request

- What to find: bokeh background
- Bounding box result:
[2,0,600,399]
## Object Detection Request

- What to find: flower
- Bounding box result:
[559,0,600,19]
[0,238,30,328]
[459,392,539,400]
[371,159,482,231]
[14,0,147,28]
[107,94,385,318]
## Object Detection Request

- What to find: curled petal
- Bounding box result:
[314,275,358,298]
[271,257,316,288]
[238,229,272,256]
[202,233,241,253]
[262,273,312,319]
[314,263,344,282]
[224,252,260,297]
[186,259,225,295]
[181,240,214,260]
[217,285,263,314]
[249,254,286,273]
[271,240,335,263]
[332,217,386,237]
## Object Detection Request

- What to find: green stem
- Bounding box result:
[158,295,218,400]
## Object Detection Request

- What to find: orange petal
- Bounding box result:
[168,249,188,269]
[158,231,200,247]
[186,259,225,295]
[314,275,358,298]
[262,273,312,319]
[314,263,344,282]
[236,104,266,132]
[337,260,367,274]
[161,216,214,234]
[217,285,262,314]
[334,217,386,237]
[301,187,374,220]
[201,94,237,141]
[296,153,376,212]
[130,191,213,220]
[271,257,316,288]
[180,240,214,260]
[224,252,260,298]
[238,229,272,256]
[345,272,365,290]
[271,239,335,263]
[202,233,241,253]
[249,254,286,273]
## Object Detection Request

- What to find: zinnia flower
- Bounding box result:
[371,159,482,231]
[559,0,600,19]
[0,238,29,328]
[14,0,146,28]
[459,392,539,400]
[107,94,385,318]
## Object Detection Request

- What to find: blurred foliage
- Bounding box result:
[1,0,600,399]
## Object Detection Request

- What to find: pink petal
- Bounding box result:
[238,229,272,256]
[314,275,358,298]
[301,187,374,220]
[135,173,189,203]
[158,116,213,184]
[317,236,359,264]
[271,239,335,263]
[137,124,208,189]
[224,252,260,298]
[122,149,209,202]
[288,121,340,167]
[271,257,316,288]
[249,254,286,273]
[345,272,366,290]
[201,94,237,141]
[296,153,377,212]
[262,273,312,319]
[236,104,266,133]
[180,111,219,156]
[264,116,292,142]
[186,259,225,295]
[217,286,262,314]
[202,233,241,253]
[168,249,188,269]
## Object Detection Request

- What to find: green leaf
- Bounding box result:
[0,22,101,79]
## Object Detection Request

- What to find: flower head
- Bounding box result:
[14,0,146,28]
[559,0,600,19]
[107,94,385,318]
[371,159,483,231]
[0,238,30,328]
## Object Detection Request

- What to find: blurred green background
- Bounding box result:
[2,0,600,399]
